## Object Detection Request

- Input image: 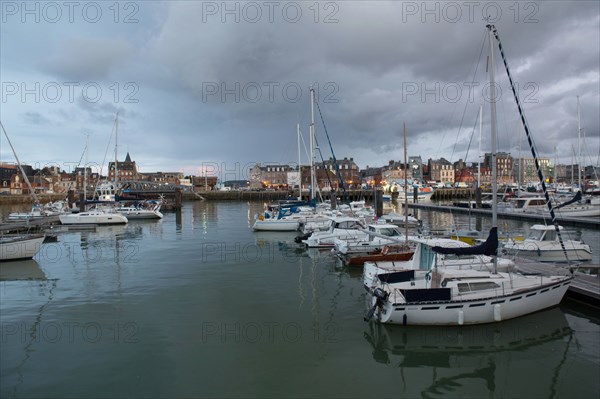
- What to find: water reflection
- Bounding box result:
[0,259,46,281]
[364,307,573,397]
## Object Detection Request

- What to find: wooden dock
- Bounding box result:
[0,216,61,233]
[406,202,600,229]
[515,260,600,307]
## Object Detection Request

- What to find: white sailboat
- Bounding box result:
[364,24,572,326]
[59,134,128,225]
[0,234,45,261]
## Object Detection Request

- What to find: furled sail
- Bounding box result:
[553,191,582,210]
[432,227,498,257]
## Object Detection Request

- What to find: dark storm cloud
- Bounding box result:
[0,1,598,174]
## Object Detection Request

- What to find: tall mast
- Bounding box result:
[518,119,523,192]
[84,134,89,202]
[309,88,316,201]
[478,104,483,188]
[297,122,302,200]
[403,122,408,242]
[115,112,119,187]
[577,96,581,191]
[488,25,498,273]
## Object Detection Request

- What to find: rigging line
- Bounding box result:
[314,99,350,204]
[313,134,334,202]
[490,25,572,267]
[93,116,117,199]
[64,137,89,193]
[0,121,39,204]
[450,32,487,163]
[439,29,487,161]
[463,107,481,165]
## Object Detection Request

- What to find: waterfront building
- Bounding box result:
[319,157,360,188]
[428,157,454,184]
[360,166,383,189]
[484,152,515,185]
[108,152,138,181]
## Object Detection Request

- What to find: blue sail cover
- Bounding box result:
[432,227,498,257]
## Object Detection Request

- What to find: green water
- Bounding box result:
[1,201,599,398]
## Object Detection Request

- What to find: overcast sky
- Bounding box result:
[1,1,598,180]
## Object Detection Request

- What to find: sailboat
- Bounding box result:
[364,24,572,326]
[59,133,128,225]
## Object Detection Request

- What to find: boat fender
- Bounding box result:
[458,310,464,325]
[402,314,407,326]
[494,304,502,322]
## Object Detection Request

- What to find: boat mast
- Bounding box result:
[309,88,316,201]
[489,23,570,262]
[403,122,408,242]
[0,122,39,205]
[518,119,523,193]
[84,134,89,203]
[478,104,483,188]
[577,96,581,191]
[297,122,302,201]
[115,112,119,188]
[488,25,498,273]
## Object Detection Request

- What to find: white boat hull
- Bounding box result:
[0,235,45,261]
[252,219,300,231]
[59,212,128,225]
[504,246,592,262]
[116,209,163,219]
[373,277,571,326]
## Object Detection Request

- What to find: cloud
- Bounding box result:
[39,36,133,80]
[0,1,598,176]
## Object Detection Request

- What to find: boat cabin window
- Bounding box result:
[528,229,547,241]
[419,244,436,270]
[443,254,476,261]
[457,281,501,293]
[372,227,401,237]
[336,221,362,229]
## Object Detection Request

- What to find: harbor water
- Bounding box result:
[1,201,599,398]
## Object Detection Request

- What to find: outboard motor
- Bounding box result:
[364,287,389,322]
[294,232,311,243]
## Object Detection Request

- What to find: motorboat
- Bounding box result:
[115,200,163,220]
[502,224,592,262]
[301,216,366,248]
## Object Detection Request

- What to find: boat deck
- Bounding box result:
[516,260,600,307]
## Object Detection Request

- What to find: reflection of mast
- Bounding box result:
[11,278,57,397]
